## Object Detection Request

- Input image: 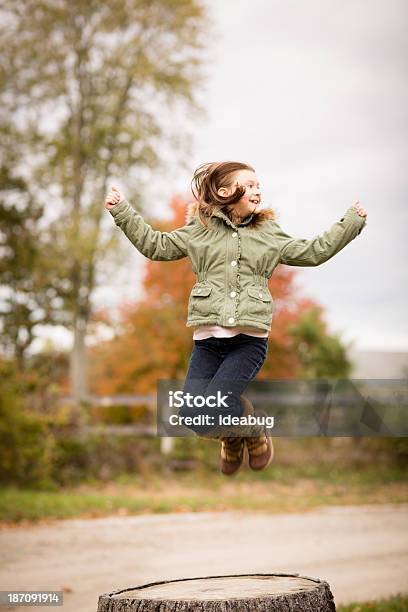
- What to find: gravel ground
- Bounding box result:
[0,504,407,611]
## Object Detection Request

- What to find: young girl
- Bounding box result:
[105,161,367,476]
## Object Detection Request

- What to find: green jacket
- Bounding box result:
[109,198,366,332]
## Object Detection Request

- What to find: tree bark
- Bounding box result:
[69,313,88,408]
[97,573,336,611]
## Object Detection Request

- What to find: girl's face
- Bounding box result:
[218,169,262,218]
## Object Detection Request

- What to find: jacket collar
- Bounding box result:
[185,200,275,229]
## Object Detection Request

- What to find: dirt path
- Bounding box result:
[1,504,407,611]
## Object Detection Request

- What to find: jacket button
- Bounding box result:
[231,260,237,266]
[230,291,237,298]
[228,317,235,323]
[231,232,237,238]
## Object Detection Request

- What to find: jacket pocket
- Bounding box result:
[246,285,273,323]
[188,283,213,318]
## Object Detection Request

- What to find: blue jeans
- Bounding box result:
[181,334,269,436]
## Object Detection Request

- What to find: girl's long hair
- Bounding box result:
[190,161,255,228]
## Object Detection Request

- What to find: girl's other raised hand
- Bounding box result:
[353,200,367,218]
[105,185,124,210]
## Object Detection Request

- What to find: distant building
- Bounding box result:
[348,349,408,379]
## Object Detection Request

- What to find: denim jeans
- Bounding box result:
[181,334,269,437]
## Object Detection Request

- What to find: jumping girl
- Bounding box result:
[105,161,367,476]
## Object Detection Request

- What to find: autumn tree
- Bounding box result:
[286,305,352,379]
[0,162,60,370]
[0,0,209,406]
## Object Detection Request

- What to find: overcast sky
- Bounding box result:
[39,0,408,354]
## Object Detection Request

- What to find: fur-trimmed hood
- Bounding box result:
[185,200,276,229]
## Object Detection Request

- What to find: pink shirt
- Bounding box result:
[193,325,269,340]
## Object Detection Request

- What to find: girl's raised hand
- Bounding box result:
[353,200,367,218]
[105,185,124,210]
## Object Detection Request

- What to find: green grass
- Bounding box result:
[338,593,408,611]
[226,464,408,485]
[0,464,406,525]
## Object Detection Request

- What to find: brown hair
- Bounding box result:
[190,161,255,228]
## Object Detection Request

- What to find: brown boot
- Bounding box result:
[220,436,245,476]
[245,409,274,471]
[245,434,274,470]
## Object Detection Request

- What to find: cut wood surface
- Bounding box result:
[97,573,336,611]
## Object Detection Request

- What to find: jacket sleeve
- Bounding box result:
[274,206,367,267]
[108,198,193,261]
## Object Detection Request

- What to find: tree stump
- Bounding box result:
[97,573,336,611]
